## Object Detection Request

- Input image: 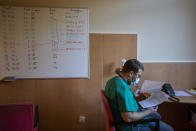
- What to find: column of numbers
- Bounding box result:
[24,8,38,70]
[49,8,58,69]
[1,7,20,72]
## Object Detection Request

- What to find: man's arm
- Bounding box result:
[121,107,157,122]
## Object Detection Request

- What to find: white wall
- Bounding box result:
[90,0,196,62]
[1,0,196,62]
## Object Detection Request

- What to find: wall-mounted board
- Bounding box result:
[0,6,89,79]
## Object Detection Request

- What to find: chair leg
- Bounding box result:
[34,105,39,128]
[154,119,159,131]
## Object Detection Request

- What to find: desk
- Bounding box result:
[166,96,196,104]
[160,96,196,131]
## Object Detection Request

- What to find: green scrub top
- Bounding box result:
[104,76,142,131]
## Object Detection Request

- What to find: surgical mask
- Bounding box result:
[119,73,141,85]
[135,78,140,84]
[129,77,140,86]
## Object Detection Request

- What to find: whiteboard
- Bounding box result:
[0,6,89,79]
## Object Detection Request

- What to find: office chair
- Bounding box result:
[189,121,196,131]
[188,106,196,131]
[0,103,39,131]
[100,89,159,131]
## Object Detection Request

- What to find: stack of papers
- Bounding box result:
[174,90,192,96]
[187,90,196,95]
[139,90,169,108]
[138,80,194,108]
[138,80,168,108]
[140,80,165,91]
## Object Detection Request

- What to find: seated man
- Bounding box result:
[104,59,173,131]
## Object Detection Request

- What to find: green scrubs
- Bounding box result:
[104,76,141,131]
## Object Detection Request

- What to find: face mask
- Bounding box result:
[129,77,140,86]
[135,78,140,84]
[120,72,141,85]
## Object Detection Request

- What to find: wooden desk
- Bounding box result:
[160,95,196,131]
[166,96,196,104]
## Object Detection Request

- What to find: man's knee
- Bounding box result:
[159,121,174,131]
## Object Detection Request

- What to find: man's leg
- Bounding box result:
[133,126,151,131]
[134,112,173,131]
[149,120,174,131]
[147,112,173,131]
[148,112,162,120]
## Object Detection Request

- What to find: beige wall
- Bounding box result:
[1,0,196,62]
[0,0,196,130]
[0,34,138,131]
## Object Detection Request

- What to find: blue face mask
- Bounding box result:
[129,78,140,86]
[119,73,141,85]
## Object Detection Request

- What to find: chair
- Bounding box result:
[189,121,196,131]
[0,103,39,131]
[100,89,159,131]
[188,106,196,131]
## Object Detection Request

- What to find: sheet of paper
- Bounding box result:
[174,90,192,96]
[141,80,165,91]
[187,90,196,95]
[139,90,169,108]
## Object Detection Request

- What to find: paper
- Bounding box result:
[174,90,192,96]
[139,90,169,108]
[187,90,196,95]
[138,80,169,108]
[141,80,165,91]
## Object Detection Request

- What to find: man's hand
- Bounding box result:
[148,106,158,115]
[134,89,141,97]
[135,91,151,102]
[121,106,158,122]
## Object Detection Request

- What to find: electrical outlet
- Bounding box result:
[79,116,86,123]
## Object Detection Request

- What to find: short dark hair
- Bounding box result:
[121,59,144,74]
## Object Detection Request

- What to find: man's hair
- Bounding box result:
[121,59,144,74]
